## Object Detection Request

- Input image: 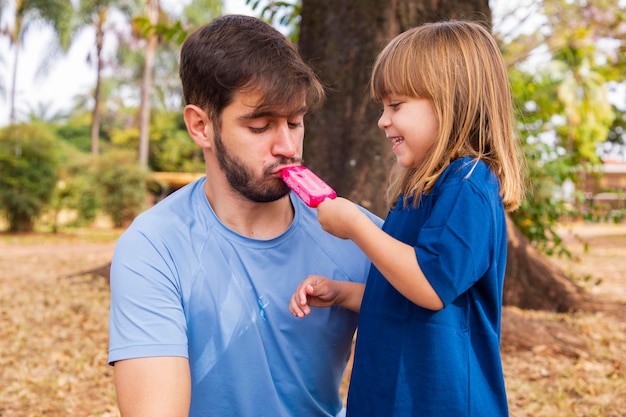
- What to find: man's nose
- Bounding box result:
[272,123,298,157]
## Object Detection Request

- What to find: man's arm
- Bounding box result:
[114,356,191,417]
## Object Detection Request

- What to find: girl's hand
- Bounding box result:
[316,197,365,240]
[289,275,340,319]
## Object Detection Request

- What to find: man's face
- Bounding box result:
[213,90,307,203]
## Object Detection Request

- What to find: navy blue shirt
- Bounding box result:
[347,158,509,416]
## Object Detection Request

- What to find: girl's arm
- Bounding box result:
[289,275,365,318]
[317,198,444,311]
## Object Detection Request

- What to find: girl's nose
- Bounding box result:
[378,110,390,129]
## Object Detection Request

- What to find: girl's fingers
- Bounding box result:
[289,292,310,319]
[301,284,315,305]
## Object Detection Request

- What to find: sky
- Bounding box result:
[1,1,624,133]
[0,0,256,127]
[0,0,547,128]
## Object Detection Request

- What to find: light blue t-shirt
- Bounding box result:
[108,177,381,417]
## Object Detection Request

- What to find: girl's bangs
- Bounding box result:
[371,49,405,101]
[372,43,428,101]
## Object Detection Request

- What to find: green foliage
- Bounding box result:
[23,0,74,50]
[508,68,573,255]
[181,0,222,30]
[605,107,626,157]
[95,148,148,228]
[503,0,623,256]
[110,126,140,148]
[3,0,75,124]
[149,110,204,172]
[107,110,203,173]
[0,124,61,232]
[511,141,574,257]
[12,0,74,49]
[132,16,187,45]
[49,148,100,231]
[245,0,301,41]
[131,0,222,46]
[53,114,92,153]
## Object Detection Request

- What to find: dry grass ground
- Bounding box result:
[0,230,120,417]
[501,222,626,417]
[0,222,624,416]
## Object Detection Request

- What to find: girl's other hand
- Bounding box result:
[289,275,339,319]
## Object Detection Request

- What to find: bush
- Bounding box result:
[96,149,148,228]
[49,150,101,231]
[54,119,92,153]
[0,124,61,232]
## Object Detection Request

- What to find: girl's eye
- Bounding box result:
[380,103,399,114]
[288,121,303,129]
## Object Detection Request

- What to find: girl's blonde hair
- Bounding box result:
[370,20,525,212]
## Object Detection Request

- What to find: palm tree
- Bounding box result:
[3,0,73,125]
[133,0,221,169]
[0,53,6,101]
[137,0,160,169]
[74,0,134,155]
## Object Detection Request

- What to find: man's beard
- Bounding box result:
[213,128,298,203]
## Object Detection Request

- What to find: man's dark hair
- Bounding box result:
[179,15,325,122]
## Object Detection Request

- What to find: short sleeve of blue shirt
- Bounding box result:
[415,168,495,306]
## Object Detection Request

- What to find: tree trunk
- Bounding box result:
[299,0,396,215]
[90,9,106,156]
[298,0,609,312]
[503,215,624,313]
[299,0,491,215]
[138,0,160,169]
[9,41,21,125]
[503,214,588,311]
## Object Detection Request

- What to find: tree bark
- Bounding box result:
[298,0,615,312]
[138,0,160,169]
[9,41,20,126]
[298,0,397,214]
[504,215,625,313]
[503,214,589,311]
[299,0,491,215]
[90,8,106,156]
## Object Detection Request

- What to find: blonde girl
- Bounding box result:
[290,20,524,416]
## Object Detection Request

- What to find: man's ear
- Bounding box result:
[183,105,214,148]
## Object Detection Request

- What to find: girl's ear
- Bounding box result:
[183,105,214,148]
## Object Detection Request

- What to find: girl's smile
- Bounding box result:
[378,96,439,168]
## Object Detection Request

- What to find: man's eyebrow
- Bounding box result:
[238,111,276,120]
[238,106,307,121]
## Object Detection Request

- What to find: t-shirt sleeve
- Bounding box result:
[108,228,189,365]
[414,179,493,306]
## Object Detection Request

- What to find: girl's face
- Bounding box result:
[378,95,438,168]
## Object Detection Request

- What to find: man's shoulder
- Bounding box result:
[116,179,210,251]
[134,179,206,225]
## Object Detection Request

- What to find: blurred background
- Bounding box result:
[0,1,625,416]
[1,0,625,236]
